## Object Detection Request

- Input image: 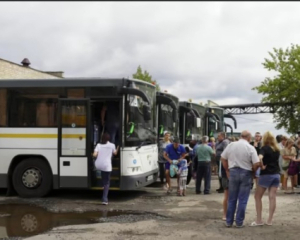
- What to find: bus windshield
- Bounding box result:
[125,81,157,146]
[208,108,224,138]
[159,103,178,138]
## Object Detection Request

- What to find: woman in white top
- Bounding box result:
[93,133,119,205]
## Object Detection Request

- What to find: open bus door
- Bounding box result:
[58,99,90,188]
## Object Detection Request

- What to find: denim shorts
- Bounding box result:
[258,174,280,189]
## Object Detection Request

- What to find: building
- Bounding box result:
[0,57,64,79]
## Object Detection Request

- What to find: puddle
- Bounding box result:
[0,203,166,239]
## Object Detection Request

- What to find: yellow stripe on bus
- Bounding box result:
[0,134,86,139]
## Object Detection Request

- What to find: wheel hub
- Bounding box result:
[21,214,38,232]
[22,168,41,188]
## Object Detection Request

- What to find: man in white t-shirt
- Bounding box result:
[93,133,119,205]
[221,130,260,228]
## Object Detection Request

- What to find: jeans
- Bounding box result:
[101,171,111,203]
[106,123,119,146]
[226,168,252,226]
[196,162,211,193]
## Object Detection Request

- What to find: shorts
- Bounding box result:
[222,177,229,190]
[179,177,187,190]
[282,170,289,178]
[258,174,280,189]
[165,162,170,170]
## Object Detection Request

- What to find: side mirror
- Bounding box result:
[172,109,177,122]
[215,122,218,131]
[143,105,151,121]
[196,118,201,128]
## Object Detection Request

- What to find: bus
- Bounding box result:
[224,113,237,136]
[206,105,237,137]
[179,101,205,145]
[0,78,158,198]
[156,91,179,183]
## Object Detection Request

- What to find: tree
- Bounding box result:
[253,43,300,133]
[132,65,160,91]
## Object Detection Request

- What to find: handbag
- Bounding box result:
[288,161,299,176]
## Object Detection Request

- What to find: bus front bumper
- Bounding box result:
[120,169,158,190]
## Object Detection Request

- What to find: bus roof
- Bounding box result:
[179,101,205,108]
[0,77,156,88]
[157,91,179,101]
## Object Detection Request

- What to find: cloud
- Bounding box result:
[0,2,298,136]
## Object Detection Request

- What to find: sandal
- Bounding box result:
[266,222,272,226]
[222,217,226,221]
[250,221,264,227]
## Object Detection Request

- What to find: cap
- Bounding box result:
[173,137,180,143]
[163,131,168,135]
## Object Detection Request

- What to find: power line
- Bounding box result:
[234,116,274,124]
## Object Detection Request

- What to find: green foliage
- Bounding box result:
[132,65,160,91]
[253,44,300,133]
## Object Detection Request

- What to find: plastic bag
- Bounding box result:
[170,164,178,177]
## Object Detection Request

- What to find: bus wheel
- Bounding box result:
[159,163,165,183]
[12,158,52,198]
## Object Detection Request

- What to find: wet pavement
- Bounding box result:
[0,203,167,239]
[0,177,300,240]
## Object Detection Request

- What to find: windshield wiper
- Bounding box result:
[139,124,157,135]
[136,140,152,150]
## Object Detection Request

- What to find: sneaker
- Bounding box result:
[225,223,232,228]
[236,224,244,228]
[102,202,108,205]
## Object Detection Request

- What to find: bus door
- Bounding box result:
[58,99,90,188]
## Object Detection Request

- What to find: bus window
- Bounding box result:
[0,89,7,127]
[67,89,85,98]
[8,88,59,127]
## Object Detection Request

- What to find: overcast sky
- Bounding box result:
[1,2,299,137]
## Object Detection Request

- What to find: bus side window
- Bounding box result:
[0,89,7,127]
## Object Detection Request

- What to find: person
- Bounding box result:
[101,101,120,146]
[214,132,230,220]
[163,137,186,194]
[185,146,193,187]
[293,137,300,188]
[281,138,297,194]
[251,131,280,227]
[209,137,217,175]
[177,158,189,196]
[159,131,171,184]
[250,132,262,189]
[93,133,119,205]
[278,135,287,188]
[215,132,230,194]
[195,136,215,195]
[208,137,215,147]
[221,130,260,228]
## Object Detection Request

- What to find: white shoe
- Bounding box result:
[102,202,108,205]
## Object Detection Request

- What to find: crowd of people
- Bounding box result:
[160,130,300,227]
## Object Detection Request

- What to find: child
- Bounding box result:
[177,159,189,196]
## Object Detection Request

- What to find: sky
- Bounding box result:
[0,2,299,137]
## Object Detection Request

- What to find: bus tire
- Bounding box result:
[12,158,52,198]
[159,162,165,183]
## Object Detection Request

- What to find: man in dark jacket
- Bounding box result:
[215,132,230,193]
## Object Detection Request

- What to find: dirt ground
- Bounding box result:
[1,176,300,240]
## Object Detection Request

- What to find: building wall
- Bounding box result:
[0,58,63,79]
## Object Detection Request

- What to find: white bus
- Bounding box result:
[0,78,158,198]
